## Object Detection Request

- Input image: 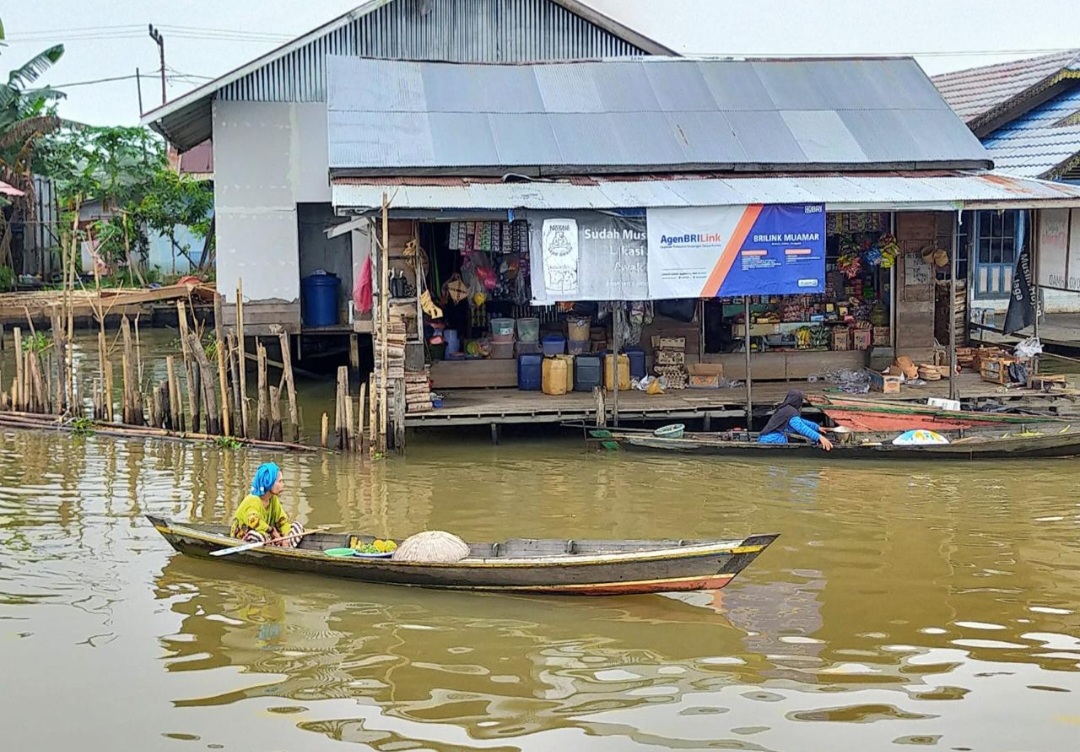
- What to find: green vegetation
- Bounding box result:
[70,416,94,437]
[21,330,50,353]
[214,436,243,451]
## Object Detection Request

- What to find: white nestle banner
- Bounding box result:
[1037,208,1080,292]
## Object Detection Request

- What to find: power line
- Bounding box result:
[55,72,212,88]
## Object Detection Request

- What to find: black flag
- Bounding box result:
[1004,212,1036,335]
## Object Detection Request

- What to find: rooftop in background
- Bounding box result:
[141,0,674,152]
[932,50,1080,132]
[327,56,990,177]
[169,141,214,180]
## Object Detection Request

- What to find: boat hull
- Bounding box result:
[619,430,1080,460]
[146,516,777,596]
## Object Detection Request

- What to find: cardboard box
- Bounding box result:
[656,350,686,366]
[832,327,851,351]
[870,371,902,394]
[687,363,724,388]
[872,326,891,346]
[852,329,872,351]
[653,336,686,350]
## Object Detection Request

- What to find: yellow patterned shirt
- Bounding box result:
[230,494,289,539]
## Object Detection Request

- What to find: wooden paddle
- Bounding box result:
[211,526,329,557]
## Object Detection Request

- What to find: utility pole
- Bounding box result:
[148,24,165,105]
[135,67,144,115]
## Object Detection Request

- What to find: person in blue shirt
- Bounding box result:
[758,390,833,450]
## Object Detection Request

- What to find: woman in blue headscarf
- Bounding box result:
[230,463,305,546]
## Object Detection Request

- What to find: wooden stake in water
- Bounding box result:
[320,412,329,449]
[188,333,220,435]
[271,326,300,442]
[236,280,250,438]
[12,327,23,412]
[357,382,367,456]
[228,330,242,437]
[269,385,283,442]
[213,293,230,436]
[177,301,200,433]
[256,340,269,441]
[121,316,144,425]
[166,355,182,432]
[51,309,67,414]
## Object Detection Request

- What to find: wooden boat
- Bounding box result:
[817,396,1071,433]
[146,515,778,596]
[613,429,1080,460]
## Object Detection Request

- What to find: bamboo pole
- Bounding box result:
[236,280,249,438]
[134,314,144,387]
[227,330,242,436]
[271,325,300,442]
[176,301,200,433]
[166,356,182,432]
[368,374,377,452]
[256,340,269,441]
[378,196,390,454]
[13,326,23,412]
[103,359,114,423]
[336,366,349,450]
[121,317,144,425]
[269,385,283,442]
[0,322,4,351]
[345,393,355,453]
[188,333,220,435]
[64,205,78,412]
[213,293,230,436]
[320,412,329,448]
[52,309,67,414]
[357,382,367,457]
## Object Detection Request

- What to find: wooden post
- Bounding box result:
[103,359,114,423]
[166,355,182,432]
[213,293,230,436]
[368,374,377,453]
[177,301,200,433]
[134,314,144,387]
[149,382,163,428]
[392,380,406,452]
[228,330,242,437]
[336,366,349,450]
[949,210,959,401]
[345,396,355,453]
[611,304,621,427]
[13,327,23,412]
[357,382,367,456]
[188,333,220,435]
[320,412,329,449]
[593,386,606,428]
[378,195,390,454]
[52,310,67,413]
[121,353,132,424]
[269,385,283,442]
[272,326,300,442]
[157,380,171,430]
[744,296,753,431]
[256,340,269,441]
[121,316,145,425]
[0,322,4,351]
[236,280,250,439]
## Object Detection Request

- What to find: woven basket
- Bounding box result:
[391,530,470,563]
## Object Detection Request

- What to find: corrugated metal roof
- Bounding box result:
[327,56,990,175]
[932,50,1080,127]
[142,0,672,151]
[331,171,1080,212]
[982,86,1080,179]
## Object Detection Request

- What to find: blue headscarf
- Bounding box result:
[250,463,281,497]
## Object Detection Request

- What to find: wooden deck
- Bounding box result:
[407,373,1080,429]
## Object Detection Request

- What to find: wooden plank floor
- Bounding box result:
[406,373,1080,427]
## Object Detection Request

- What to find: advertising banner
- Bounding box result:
[647,204,826,299]
[528,211,648,303]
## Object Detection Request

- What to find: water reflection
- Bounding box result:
[2,426,1079,751]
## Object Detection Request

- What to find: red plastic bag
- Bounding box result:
[354,256,373,314]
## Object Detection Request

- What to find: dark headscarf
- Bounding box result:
[760,390,805,436]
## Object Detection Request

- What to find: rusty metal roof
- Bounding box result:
[327,56,990,176]
[932,50,1080,128]
[331,170,1080,213]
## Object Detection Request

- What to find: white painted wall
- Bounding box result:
[212,100,331,303]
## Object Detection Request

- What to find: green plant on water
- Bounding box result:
[71,416,94,436]
[214,436,242,451]
[0,266,14,292]
[21,331,50,354]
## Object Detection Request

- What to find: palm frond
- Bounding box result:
[7,45,65,90]
[0,115,61,149]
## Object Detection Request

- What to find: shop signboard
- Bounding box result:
[529,211,648,303]
[646,204,826,299]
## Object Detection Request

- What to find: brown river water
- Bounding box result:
[2,426,1079,751]
[2,331,1080,750]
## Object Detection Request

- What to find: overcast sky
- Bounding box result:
[4,0,1079,126]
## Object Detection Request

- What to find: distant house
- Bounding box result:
[934,51,1080,312]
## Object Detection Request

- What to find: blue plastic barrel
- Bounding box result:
[625,347,646,380]
[518,353,543,391]
[301,272,341,327]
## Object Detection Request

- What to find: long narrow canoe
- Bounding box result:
[818,396,1072,432]
[146,516,777,596]
[617,429,1080,460]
